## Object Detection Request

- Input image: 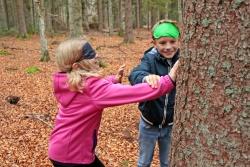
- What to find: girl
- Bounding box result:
[48,38,179,167]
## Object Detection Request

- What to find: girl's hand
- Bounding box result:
[144,74,161,88]
[169,60,179,82]
[116,64,125,83]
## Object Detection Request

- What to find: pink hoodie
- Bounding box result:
[48,72,174,164]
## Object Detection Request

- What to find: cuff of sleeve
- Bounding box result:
[142,76,147,83]
[168,76,176,86]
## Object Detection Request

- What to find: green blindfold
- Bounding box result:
[152,22,180,39]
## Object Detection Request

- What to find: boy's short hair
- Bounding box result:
[152,20,180,39]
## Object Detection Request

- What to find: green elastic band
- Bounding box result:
[152,22,180,39]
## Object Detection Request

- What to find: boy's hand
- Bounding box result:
[144,74,161,88]
[116,64,125,83]
[169,60,179,82]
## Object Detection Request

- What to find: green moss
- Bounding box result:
[224,105,233,113]
[25,66,40,74]
[0,50,10,56]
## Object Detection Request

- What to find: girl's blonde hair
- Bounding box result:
[56,38,100,92]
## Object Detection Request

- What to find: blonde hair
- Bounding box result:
[56,38,100,92]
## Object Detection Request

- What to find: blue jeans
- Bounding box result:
[138,118,172,167]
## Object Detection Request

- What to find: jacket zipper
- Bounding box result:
[161,63,171,127]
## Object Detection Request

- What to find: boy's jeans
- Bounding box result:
[138,118,173,167]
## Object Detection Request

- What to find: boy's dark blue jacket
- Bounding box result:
[129,47,179,127]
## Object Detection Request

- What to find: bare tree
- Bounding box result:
[0,0,9,30]
[108,0,113,35]
[68,0,83,38]
[16,0,28,38]
[170,1,249,166]
[124,0,133,43]
[35,0,50,62]
[97,0,103,31]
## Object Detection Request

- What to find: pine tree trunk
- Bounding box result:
[124,0,134,43]
[68,0,83,38]
[170,1,249,166]
[35,0,50,62]
[16,0,28,38]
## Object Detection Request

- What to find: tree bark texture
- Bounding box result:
[68,0,83,38]
[170,1,249,166]
[16,0,28,37]
[124,0,134,43]
[35,0,50,62]
[0,0,9,30]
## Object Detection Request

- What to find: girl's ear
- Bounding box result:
[72,63,79,70]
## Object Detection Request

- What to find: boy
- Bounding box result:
[129,20,180,167]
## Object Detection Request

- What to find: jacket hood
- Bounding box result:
[53,72,78,107]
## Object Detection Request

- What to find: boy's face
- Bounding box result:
[153,37,180,59]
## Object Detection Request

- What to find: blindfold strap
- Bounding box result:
[82,42,96,59]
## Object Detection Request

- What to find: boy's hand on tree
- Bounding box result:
[169,60,180,82]
[116,64,125,83]
[144,74,161,88]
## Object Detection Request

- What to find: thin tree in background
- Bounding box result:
[16,0,28,38]
[68,0,83,38]
[118,0,125,36]
[97,0,103,31]
[82,0,89,31]
[35,0,50,62]
[45,0,54,34]
[124,0,134,43]
[108,0,113,35]
[0,0,9,30]
[170,0,249,166]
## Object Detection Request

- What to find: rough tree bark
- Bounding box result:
[16,0,28,38]
[68,0,83,38]
[170,1,249,166]
[123,0,134,43]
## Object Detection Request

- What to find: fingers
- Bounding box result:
[169,60,179,82]
[116,64,126,83]
[118,64,125,76]
[145,74,161,88]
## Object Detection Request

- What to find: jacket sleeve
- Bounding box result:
[128,54,152,85]
[85,76,175,109]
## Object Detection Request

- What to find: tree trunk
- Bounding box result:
[35,0,50,62]
[16,0,28,38]
[170,1,249,166]
[44,0,54,34]
[97,0,103,31]
[82,0,89,31]
[118,0,125,36]
[68,0,83,38]
[124,0,133,43]
[103,0,108,29]
[135,0,140,29]
[108,0,113,35]
[0,0,9,30]
[177,0,182,23]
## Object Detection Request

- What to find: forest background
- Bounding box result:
[0,0,249,167]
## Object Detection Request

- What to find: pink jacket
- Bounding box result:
[48,72,175,164]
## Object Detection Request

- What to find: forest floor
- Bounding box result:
[0,30,163,167]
